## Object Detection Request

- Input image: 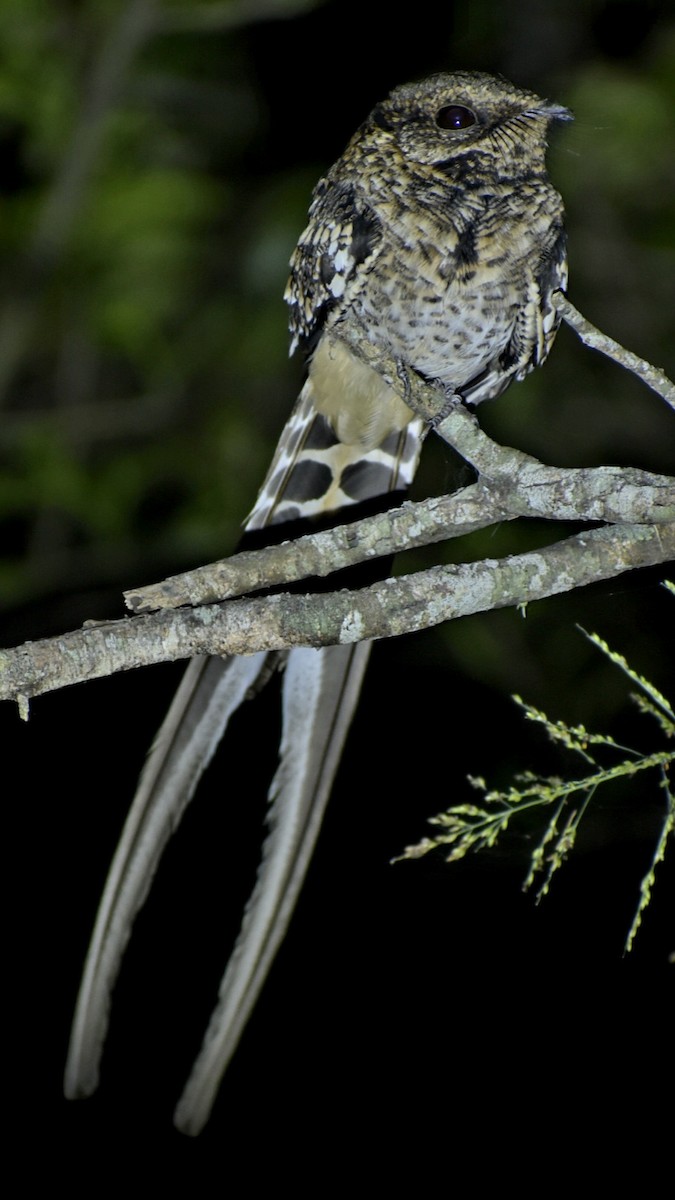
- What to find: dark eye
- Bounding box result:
[435,104,477,130]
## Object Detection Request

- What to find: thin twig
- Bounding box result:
[554,293,675,411]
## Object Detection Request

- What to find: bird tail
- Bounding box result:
[65,386,424,1132]
[173,640,371,1135]
[63,651,274,1101]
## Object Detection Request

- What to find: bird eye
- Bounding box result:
[435,104,477,130]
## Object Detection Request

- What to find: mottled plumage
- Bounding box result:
[65,70,570,1134]
[250,70,568,527]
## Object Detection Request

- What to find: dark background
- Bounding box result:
[2,0,673,1177]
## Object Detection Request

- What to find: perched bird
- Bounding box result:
[64,70,571,1134]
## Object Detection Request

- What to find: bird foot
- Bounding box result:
[428,385,463,430]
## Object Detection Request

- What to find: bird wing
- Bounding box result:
[285,178,382,355]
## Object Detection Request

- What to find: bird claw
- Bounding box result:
[395,358,415,404]
[395,361,463,429]
[428,385,463,430]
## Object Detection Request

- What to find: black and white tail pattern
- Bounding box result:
[246,380,425,529]
[64,378,425,1135]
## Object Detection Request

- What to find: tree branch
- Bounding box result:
[2,521,673,708]
[553,293,675,412]
[125,461,674,613]
[125,299,675,614]
[2,301,673,712]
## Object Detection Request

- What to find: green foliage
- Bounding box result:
[397,613,674,953]
[0,1,302,605]
[75,168,224,366]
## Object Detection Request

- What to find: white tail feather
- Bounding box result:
[64,652,271,1100]
[174,641,371,1135]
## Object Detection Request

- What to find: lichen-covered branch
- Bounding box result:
[126,457,674,614]
[124,352,673,616]
[2,299,673,712]
[2,521,673,707]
